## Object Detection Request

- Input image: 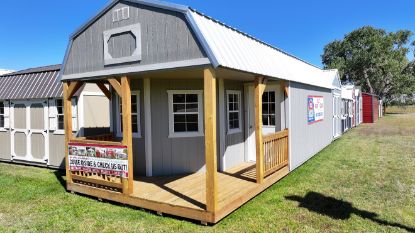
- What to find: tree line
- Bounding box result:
[322,26,415,105]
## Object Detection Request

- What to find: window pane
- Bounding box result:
[262,103,268,114]
[58,115,64,130]
[262,116,268,126]
[132,103,138,113]
[173,94,185,103]
[233,102,239,111]
[174,114,186,123]
[270,115,276,126]
[186,114,198,123]
[186,94,198,103]
[186,103,198,112]
[228,94,234,103]
[187,123,198,132]
[270,102,275,114]
[131,95,137,104]
[132,115,138,124]
[132,123,138,133]
[0,116,4,128]
[269,92,275,102]
[174,123,186,132]
[173,104,185,112]
[231,112,239,122]
[262,92,268,102]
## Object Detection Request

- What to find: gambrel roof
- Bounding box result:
[0,65,62,100]
[62,0,334,89]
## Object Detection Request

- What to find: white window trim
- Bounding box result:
[262,90,277,127]
[226,90,242,135]
[54,99,65,135]
[167,90,204,138]
[0,100,6,131]
[116,91,142,138]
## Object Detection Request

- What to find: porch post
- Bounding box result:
[63,82,73,186]
[255,76,266,184]
[204,67,218,213]
[121,76,134,195]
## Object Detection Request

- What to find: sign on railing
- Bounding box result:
[68,142,129,178]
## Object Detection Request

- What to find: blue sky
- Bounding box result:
[0,0,414,71]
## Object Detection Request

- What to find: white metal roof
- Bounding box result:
[189,10,334,89]
[62,0,337,89]
[341,85,355,100]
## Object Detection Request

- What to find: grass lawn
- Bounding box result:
[0,113,414,233]
[386,105,415,114]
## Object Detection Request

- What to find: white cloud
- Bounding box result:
[0,69,14,75]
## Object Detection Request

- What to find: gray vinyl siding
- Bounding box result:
[64,1,206,76]
[49,134,65,169]
[150,79,205,176]
[289,82,333,170]
[0,131,11,160]
[111,79,146,176]
[223,80,245,170]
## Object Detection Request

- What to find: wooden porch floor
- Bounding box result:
[68,162,289,223]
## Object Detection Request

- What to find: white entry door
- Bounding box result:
[245,85,256,162]
[244,83,281,162]
[11,100,49,164]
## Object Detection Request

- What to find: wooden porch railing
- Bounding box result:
[263,129,289,177]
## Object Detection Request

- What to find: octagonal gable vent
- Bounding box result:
[103,23,141,65]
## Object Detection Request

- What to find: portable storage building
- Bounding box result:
[362,93,380,123]
[354,87,363,126]
[341,84,354,132]
[0,65,109,168]
[58,0,337,223]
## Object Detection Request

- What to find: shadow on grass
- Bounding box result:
[286,192,415,233]
[53,170,67,189]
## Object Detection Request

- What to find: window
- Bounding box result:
[168,90,203,138]
[56,99,64,130]
[0,101,4,128]
[227,91,241,134]
[262,91,276,126]
[117,91,141,137]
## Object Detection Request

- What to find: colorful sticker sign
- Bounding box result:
[68,143,129,178]
[307,96,324,124]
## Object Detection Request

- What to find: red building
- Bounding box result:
[362,93,380,123]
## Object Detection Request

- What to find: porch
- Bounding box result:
[63,67,290,224]
[68,161,289,223]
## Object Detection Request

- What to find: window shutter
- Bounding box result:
[4,101,10,129]
[71,98,78,131]
[48,99,57,131]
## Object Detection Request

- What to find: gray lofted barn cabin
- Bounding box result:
[59,0,341,224]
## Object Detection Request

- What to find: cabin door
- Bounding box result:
[245,85,256,162]
[10,100,49,164]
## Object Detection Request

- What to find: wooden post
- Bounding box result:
[204,67,218,213]
[121,76,134,195]
[63,82,73,186]
[255,76,266,184]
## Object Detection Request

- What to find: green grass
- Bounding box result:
[386,105,415,114]
[0,113,414,232]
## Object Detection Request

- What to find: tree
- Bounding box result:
[322,26,415,104]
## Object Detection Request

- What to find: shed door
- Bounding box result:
[333,95,341,138]
[11,100,49,164]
